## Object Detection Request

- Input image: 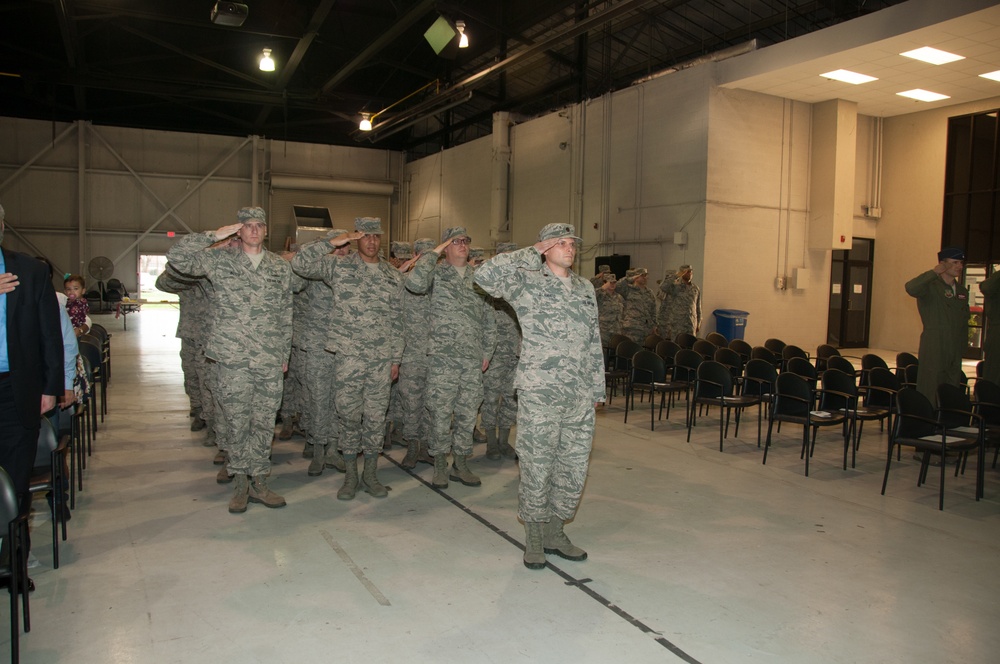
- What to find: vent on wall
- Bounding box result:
[293,205,333,228]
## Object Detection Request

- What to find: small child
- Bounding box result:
[64,273,90,336]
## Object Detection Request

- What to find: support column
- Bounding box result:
[809,99,857,250]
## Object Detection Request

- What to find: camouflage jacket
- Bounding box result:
[400,287,432,363]
[474,247,605,403]
[405,253,496,363]
[490,296,521,359]
[594,286,624,346]
[165,231,298,369]
[294,278,336,352]
[154,263,212,342]
[658,279,702,334]
[618,280,657,335]
[292,242,404,362]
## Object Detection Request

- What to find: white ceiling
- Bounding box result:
[717,0,1000,117]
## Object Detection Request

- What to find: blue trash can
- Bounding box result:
[713,309,749,342]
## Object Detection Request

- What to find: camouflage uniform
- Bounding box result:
[474,230,604,528]
[279,288,309,439]
[658,269,702,340]
[385,240,414,444]
[397,239,435,463]
[617,269,656,343]
[593,274,624,348]
[589,264,611,289]
[405,236,496,463]
[155,264,219,442]
[481,242,521,458]
[296,276,341,467]
[291,237,403,458]
[165,229,299,480]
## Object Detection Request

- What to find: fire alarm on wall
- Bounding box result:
[840,235,846,243]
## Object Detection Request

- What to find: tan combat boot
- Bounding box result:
[302,442,314,458]
[361,454,388,498]
[307,443,326,476]
[485,427,500,460]
[228,475,249,513]
[277,415,296,440]
[523,522,546,569]
[543,520,587,561]
[248,475,286,508]
[325,447,347,473]
[203,422,217,447]
[417,442,434,465]
[337,454,359,500]
[216,465,234,484]
[450,454,481,486]
[432,454,449,488]
[213,449,227,465]
[498,427,516,460]
[401,439,419,469]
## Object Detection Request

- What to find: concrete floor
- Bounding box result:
[5,305,1000,663]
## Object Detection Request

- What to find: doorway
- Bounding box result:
[827,239,874,348]
[139,254,178,303]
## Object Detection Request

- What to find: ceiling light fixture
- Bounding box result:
[821,69,878,85]
[899,47,965,65]
[896,88,950,102]
[259,48,275,72]
[359,112,372,131]
[979,70,1000,83]
[456,20,468,48]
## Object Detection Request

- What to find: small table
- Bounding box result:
[115,300,143,330]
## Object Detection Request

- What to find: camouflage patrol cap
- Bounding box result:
[237,206,266,224]
[325,228,349,240]
[537,223,581,242]
[495,241,518,254]
[625,268,638,278]
[678,264,692,273]
[355,217,384,234]
[391,241,413,259]
[414,237,436,254]
[602,272,617,283]
[469,247,484,259]
[597,264,611,274]
[632,267,648,277]
[442,226,470,242]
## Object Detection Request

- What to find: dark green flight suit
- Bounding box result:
[904,270,969,402]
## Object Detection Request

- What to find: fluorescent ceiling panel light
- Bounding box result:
[896,89,950,102]
[899,47,965,65]
[979,70,1000,82]
[821,69,878,85]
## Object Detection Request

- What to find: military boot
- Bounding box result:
[382,422,394,451]
[216,465,234,484]
[543,520,587,561]
[523,522,546,569]
[228,475,249,513]
[302,441,314,459]
[432,454,449,488]
[203,424,217,447]
[361,454,388,498]
[248,475,286,508]
[308,443,326,476]
[277,415,296,440]
[485,427,501,460]
[498,427,517,460]
[191,416,206,432]
[417,442,434,465]
[213,449,227,465]
[401,439,420,469]
[324,447,347,473]
[337,454,359,500]
[449,454,481,486]
[473,425,486,443]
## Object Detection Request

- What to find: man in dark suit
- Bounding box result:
[0,200,63,517]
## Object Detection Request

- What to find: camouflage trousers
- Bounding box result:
[386,379,403,431]
[426,356,483,457]
[217,362,283,476]
[516,391,595,523]
[335,353,393,455]
[280,345,306,429]
[622,324,653,345]
[481,352,518,429]
[207,361,228,451]
[180,337,202,412]
[397,358,431,444]
[303,349,338,450]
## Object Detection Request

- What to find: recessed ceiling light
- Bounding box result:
[821,69,878,85]
[980,70,1000,82]
[899,47,965,65]
[896,89,950,102]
